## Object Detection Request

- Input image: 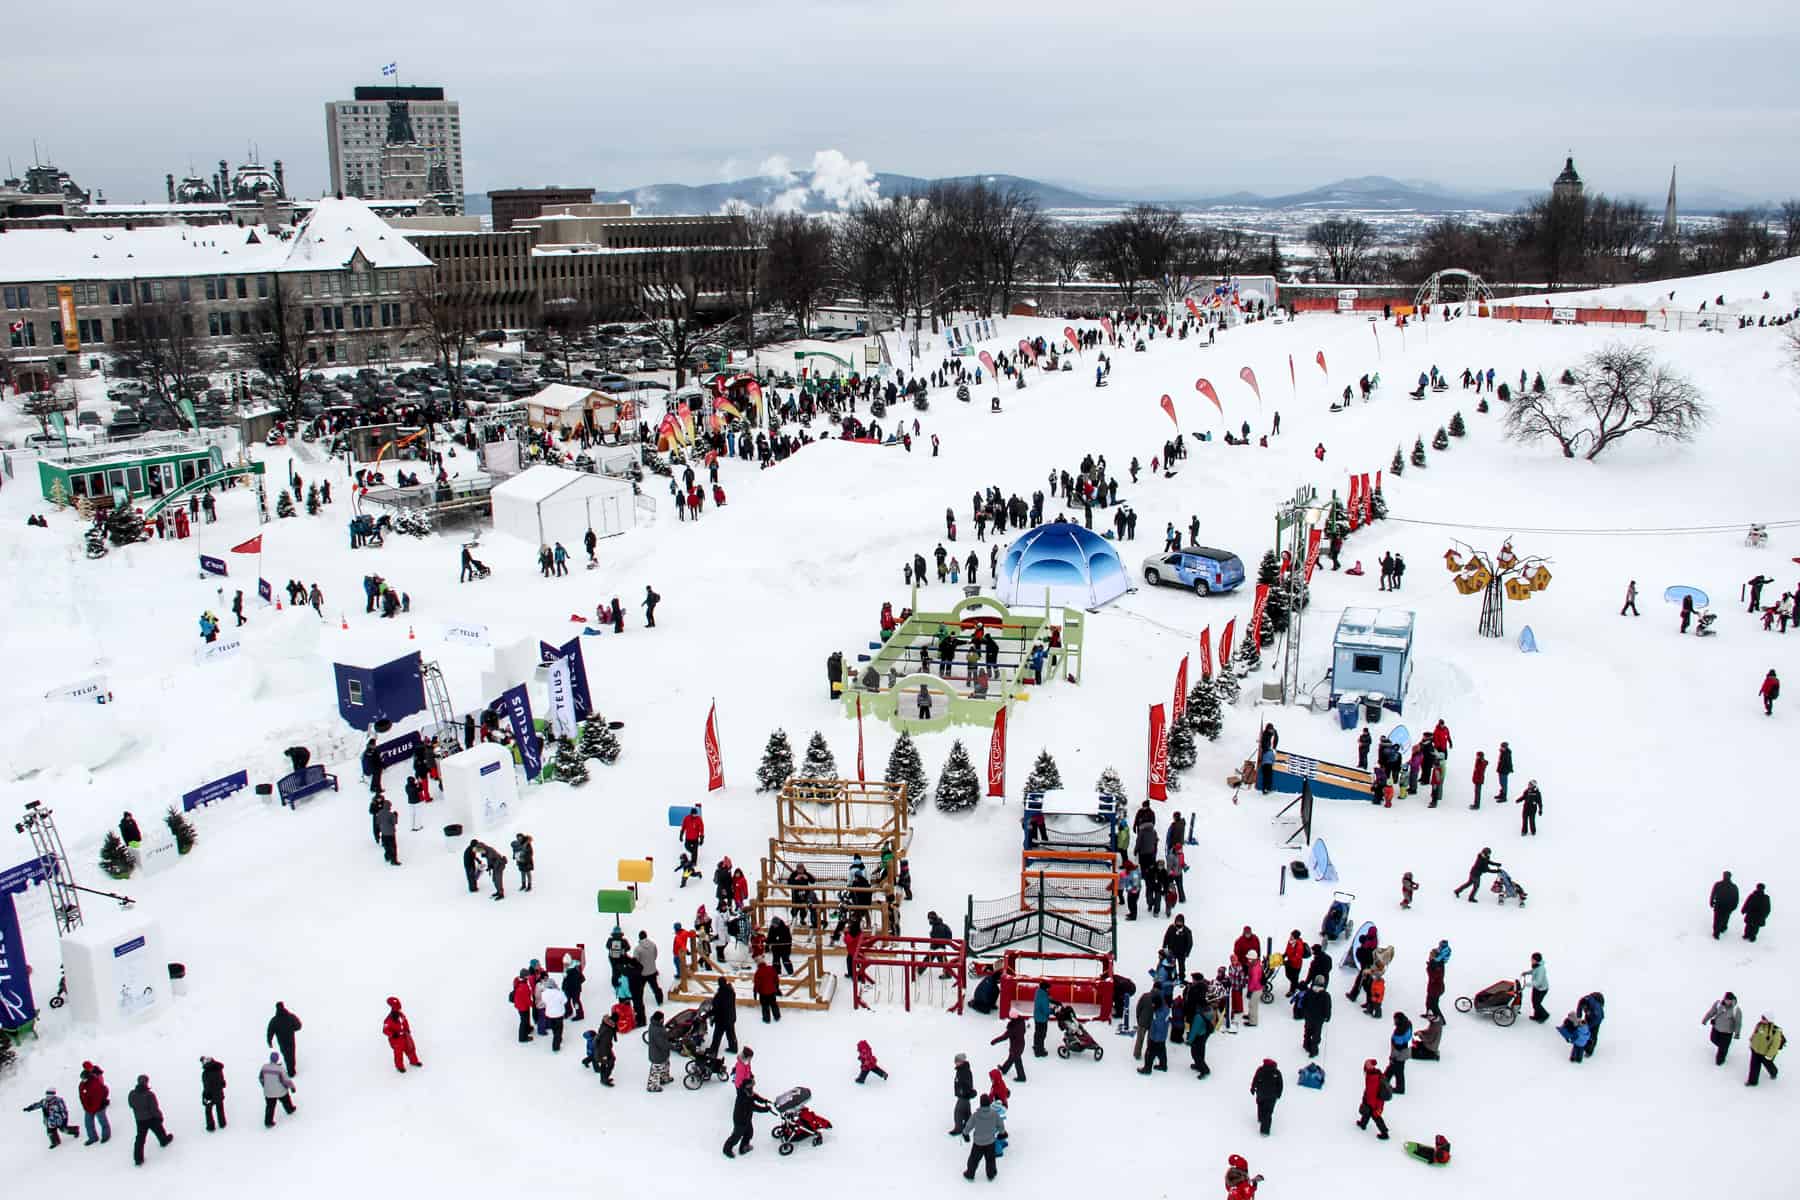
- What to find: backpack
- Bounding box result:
[1296,1063,1325,1089]
[1378,1077,1394,1102]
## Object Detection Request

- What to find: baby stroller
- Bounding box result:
[646,1005,708,1047]
[677,1035,729,1090]
[461,541,492,579]
[1489,870,1529,907]
[771,1086,832,1155]
[1053,1003,1105,1061]
[1321,892,1354,944]
[1454,978,1521,1026]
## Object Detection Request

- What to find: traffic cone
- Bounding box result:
[341,613,348,630]
[408,625,415,640]
[275,597,283,611]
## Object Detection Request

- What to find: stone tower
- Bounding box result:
[1552,155,1584,203]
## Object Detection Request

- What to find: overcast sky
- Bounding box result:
[9,0,1797,206]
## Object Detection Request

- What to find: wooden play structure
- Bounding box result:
[669,778,911,1013]
[850,934,968,1013]
[1020,848,1118,915]
[841,594,1087,734]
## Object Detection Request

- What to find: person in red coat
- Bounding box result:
[1232,925,1260,966]
[1224,1154,1264,1198]
[1760,669,1780,716]
[77,1062,112,1145]
[753,958,781,1024]
[855,1039,889,1084]
[680,806,705,862]
[383,997,422,1073]
[732,868,750,909]
[511,972,535,1043]
[1355,1058,1390,1138]
[1432,719,1452,759]
[1470,750,1488,810]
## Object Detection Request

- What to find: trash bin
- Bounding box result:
[1337,699,1359,730]
[443,823,464,853]
[168,963,188,997]
[1363,698,1384,724]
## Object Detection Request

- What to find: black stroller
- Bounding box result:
[460,541,492,580]
[1321,891,1355,944]
[770,1086,832,1155]
[1053,1003,1104,1061]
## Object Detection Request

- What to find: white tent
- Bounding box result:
[490,465,636,550]
[524,383,600,430]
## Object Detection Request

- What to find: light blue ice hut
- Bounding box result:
[1328,608,1416,716]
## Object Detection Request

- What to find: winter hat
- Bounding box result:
[1262,1058,1276,1067]
[386,996,401,1008]
[1228,1154,1249,1171]
[954,1052,968,1064]
[82,1061,95,1071]
[138,1075,149,1085]
[270,1052,281,1063]
[44,1087,57,1095]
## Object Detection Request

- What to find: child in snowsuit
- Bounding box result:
[855,1040,888,1083]
[23,1089,80,1147]
[1401,872,1418,908]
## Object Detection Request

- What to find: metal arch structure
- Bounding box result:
[1414,269,1495,311]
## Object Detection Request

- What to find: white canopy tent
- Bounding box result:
[490,465,637,550]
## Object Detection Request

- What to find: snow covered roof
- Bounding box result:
[0,196,430,283]
[1335,607,1415,650]
[490,463,627,505]
[524,383,601,414]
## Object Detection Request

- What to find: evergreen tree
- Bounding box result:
[1023,749,1063,795]
[306,483,321,515]
[99,830,134,879]
[554,736,590,786]
[0,1022,15,1072]
[1256,550,1290,641]
[104,504,143,546]
[164,806,197,854]
[1449,411,1467,438]
[49,478,70,509]
[756,729,796,792]
[1215,660,1242,706]
[934,739,981,812]
[1476,398,1490,414]
[1235,627,1263,672]
[1324,494,1350,542]
[1095,765,1128,806]
[884,732,931,813]
[1391,446,1405,476]
[579,717,621,764]
[1186,677,1223,741]
[1432,426,1450,451]
[276,489,296,518]
[1167,722,1197,772]
[1370,486,1389,520]
[1411,436,1427,468]
[796,730,838,779]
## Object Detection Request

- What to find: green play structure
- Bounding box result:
[841,593,1086,733]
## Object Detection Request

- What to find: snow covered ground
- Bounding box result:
[3,257,1798,1198]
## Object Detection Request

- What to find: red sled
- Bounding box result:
[611,1001,637,1034]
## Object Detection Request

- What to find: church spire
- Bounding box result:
[1663,165,1678,242]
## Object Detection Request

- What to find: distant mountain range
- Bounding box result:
[464,172,1756,218]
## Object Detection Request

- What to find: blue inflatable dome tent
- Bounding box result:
[997,523,1129,610]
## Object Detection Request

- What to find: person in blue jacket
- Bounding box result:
[1385,1013,1413,1095]
[1578,992,1605,1056]
[1559,1011,1593,1062]
[1137,996,1171,1074]
[1032,985,1054,1058]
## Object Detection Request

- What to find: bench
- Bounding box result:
[277,765,340,808]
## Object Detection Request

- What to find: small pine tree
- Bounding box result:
[276,489,296,518]
[306,483,321,515]
[1186,677,1223,741]
[1256,550,1290,641]
[1095,766,1128,806]
[1215,660,1242,706]
[1411,436,1427,468]
[99,830,134,879]
[1432,426,1450,451]
[934,739,981,812]
[579,717,621,764]
[1476,398,1490,414]
[0,1023,15,1073]
[1324,494,1350,542]
[164,806,197,854]
[1391,446,1405,477]
[1370,486,1389,520]
[1167,722,1197,771]
[756,729,795,792]
[49,478,70,509]
[884,732,931,812]
[1023,749,1063,795]
[555,737,590,786]
[796,730,838,779]
[104,504,143,546]
[1235,628,1262,672]
[1449,411,1467,438]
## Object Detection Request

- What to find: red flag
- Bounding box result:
[1185,297,1200,319]
[1064,325,1079,351]
[987,706,1008,798]
[1239,366,1262,406]
[1146,703,1169,802]
[1376,469,1382,493]
[1347,474,1362,532]
[1247,583,1272,651]
[979,350,996,376]
[1315,350,1328,375]
[1100,316,1114,341]
[1288,353,1296,392]
[230,534,263,554]
[855,695,866,783]
[1194,378,1222,415]
[1160,394,1178,428]
[1017,338,1034,362]
[1219,618,1237,666]
[1172,655,1190,726]
[703,703,724,792]
[1198,627,1214,680]
[1360,473,1373,525]
[1303,526,1323,584]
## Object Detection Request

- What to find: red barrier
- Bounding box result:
[998,950,1115,1020]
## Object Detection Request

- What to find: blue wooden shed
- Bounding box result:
[332,650,426,731]
[1328,608,1416,714]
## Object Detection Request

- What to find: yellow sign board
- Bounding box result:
[58,285,79,352]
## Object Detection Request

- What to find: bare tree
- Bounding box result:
[761,213,835,335]
[247,280,316,416]
[1782,199,1800,258]
[20,388,76,436]
[409,281,480,409]
[1084,217,1143,306]
[636,243,747,387]
[986,185,1045,316]
[1305,218,1377,282]
[115,297,203,423]
[1784,324,1800,378]
[542,296,593,380]
[1501,344,1708,460]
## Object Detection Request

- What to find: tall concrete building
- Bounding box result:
[326,85,463,212]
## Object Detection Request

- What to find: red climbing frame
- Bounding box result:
[850,935,968,1013]
[997,950,1115,1020]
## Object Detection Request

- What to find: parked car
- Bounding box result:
[477,329,508,344]
[1141,546,1245,595]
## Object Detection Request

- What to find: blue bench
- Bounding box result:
[278,765,340,808]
